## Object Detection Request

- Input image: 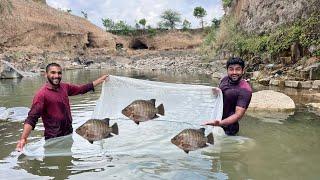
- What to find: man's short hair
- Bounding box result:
[46,63,61,72]
[226,57,245,69]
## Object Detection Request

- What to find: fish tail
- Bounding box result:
[157,104,165,116]
[207,133,214,145]
[111,123,119,135]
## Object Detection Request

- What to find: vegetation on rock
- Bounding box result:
[202,12,320,61]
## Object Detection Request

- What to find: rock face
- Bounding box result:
[0,0,115,52]
[227,0,320,33]
[248,90,295,111]
[115,30,205,51]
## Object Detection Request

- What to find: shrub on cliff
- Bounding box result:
[203,13,320,61]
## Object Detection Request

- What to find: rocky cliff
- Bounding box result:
[227,0,320,34]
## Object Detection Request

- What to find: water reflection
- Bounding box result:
[18,155,73,179]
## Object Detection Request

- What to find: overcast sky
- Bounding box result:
[47,0,224,29]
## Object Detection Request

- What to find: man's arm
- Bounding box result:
[93,74,109,87]
[16,123,33,152]
[67,74,109,96]
[201,106,246,126]
[16,94,44,151]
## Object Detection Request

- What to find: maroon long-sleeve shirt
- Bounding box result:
[25,82,94,139]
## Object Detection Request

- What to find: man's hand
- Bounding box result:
[201,120,222,126]
[93,74,109,87]
[212,87,221,96]
[16,138,27,152]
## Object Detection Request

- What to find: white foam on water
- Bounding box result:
[0,107,30,121]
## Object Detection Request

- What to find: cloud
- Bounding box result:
[47,0,223,29]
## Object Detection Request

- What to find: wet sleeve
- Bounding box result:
[67,83,94,96]
[236,89,252,109]
[24,92,45,130]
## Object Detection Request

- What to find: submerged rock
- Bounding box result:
[306,103,320,115]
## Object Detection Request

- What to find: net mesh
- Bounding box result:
[22,75,225,157]
[92,75,223,125]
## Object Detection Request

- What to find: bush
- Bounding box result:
[222,0,233,8]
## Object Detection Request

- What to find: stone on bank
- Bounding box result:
[248,90,295,111]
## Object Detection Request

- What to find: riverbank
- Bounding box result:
[0,49,226,78]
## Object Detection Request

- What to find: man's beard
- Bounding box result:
[228,74,242,83]
[47,77,61,86]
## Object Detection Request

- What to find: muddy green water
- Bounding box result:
[0,69,319,180]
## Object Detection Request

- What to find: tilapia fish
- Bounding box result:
[121,99,164,125]
[76,118,118,144]
[171,128,214,153]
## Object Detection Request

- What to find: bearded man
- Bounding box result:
[16,62,108,151]
[202,57,252,135]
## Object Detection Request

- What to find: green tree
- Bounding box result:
[114,20,133,35]
[81,10,88,19]
[211,18,221,29]
[160,9,181,29]
[66,9,72,13]
[139,18,147,29]
[182,19,191,30]
[193,6,207,29]
[102,18,115,31]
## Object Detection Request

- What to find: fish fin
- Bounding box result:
[157,104,165,116]
[199,128,205,134]
[103,118,110,125]
[207,133,214,145]
[184,150,189,154]
[202,144,208,148]
[111,123,119,135]
[132,114,143,121]
[153,114,159,119]
[105,134,113,138]
[181,143,192,149]
[149,99,156,106]
[89,140,94,144]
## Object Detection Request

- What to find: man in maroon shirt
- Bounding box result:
[202,57,252,135]
[16,63,108,151]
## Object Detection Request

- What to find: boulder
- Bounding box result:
[285,80,301,88]
[309,63,320,80]
[0,60,24,79]
[305,57,319,66]
[269,79,285,87]
[248,90,295,111]
[300,81,313,89]
[302,63,320,80]
[258,77,270,86]
[312,80,320,89]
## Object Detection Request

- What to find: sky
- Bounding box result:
[46,0,224,29]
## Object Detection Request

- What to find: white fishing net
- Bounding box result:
[93,75,223,126]
[22,75,225,157]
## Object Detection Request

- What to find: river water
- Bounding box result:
[0,69,319,180]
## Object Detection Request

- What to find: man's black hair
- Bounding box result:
[226,57,245,69]
[46,63,61,72]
